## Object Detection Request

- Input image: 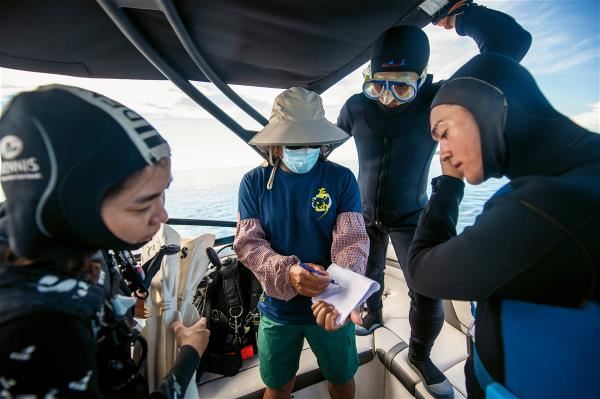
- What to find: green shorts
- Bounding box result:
[257,314,359,389]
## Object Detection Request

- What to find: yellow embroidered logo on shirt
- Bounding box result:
[311,187,332,220]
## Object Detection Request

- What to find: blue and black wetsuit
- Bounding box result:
[0,255,200,398]
[336,3,531,359]
[0,86,196,398]
[407,53,600,398]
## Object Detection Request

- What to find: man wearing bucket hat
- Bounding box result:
[234,87,369,399]
[335,4,531,398]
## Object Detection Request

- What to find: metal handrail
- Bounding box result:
[166,218,236,228]
[166,218,236,246]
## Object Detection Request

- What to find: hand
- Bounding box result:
[134,298,147,319]
[171,317,210,356]
[288,263,330,297]
[440,155,464,180]
[435,15,457,30]
[311,301,363,332]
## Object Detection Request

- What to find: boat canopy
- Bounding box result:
[0,0,441,92]
[0,0,446,232]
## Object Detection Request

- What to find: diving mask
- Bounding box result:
[362,66,427,104]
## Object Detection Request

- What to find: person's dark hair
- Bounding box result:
[1,247,101,284]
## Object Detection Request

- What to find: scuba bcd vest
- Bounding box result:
[193,247,262,378]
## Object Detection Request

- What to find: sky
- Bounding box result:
[0,0,598,172]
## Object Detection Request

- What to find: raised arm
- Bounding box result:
[455,4,532,62]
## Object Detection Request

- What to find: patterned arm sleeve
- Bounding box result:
[330,211,369,276]
[233,217,299,301]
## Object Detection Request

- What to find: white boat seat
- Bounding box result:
[197,334,374,399]
[443,299,474,335]
[374,319,468,396]
[373,250,470,397]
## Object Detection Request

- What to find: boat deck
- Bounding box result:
[197,246,472,398]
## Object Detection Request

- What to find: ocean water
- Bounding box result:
[166,160,507,240]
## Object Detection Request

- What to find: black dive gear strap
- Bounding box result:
[96,308,149,397]
[109,250,145,298]
[96,250,150,397]
[142,244,181,293]
[111,244,181,299]
[194,248,262,378]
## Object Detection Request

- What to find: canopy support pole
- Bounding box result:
[156,0,269,127]
[96,0,265,157]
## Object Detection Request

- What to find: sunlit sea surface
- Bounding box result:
[167,160,507,240]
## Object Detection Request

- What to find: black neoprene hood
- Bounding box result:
[432,77,508,180]
[431,53,592,181]
[371,25,430,76]
[0,85,171,258]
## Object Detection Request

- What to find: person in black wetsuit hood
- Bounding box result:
[336,3,531,397]
[408,52,600,399]
[0,85,209,398]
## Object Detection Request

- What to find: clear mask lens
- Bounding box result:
[363,78,419,103]
[363,81,386,99]
[390,82,417,102]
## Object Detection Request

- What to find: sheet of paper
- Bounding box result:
[312,263,380,325]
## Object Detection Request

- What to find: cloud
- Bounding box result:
[571,102,600,132]
[2,0,598,170]
[498,2,599,75]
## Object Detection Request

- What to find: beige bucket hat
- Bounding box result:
[249,87,350,147]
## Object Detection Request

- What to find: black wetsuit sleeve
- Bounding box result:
[0,313,103,398]
[406,176,594,306]
[456,4,532,62]
[150,345,200,398]
[336,99,354,136]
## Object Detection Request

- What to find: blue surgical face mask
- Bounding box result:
[282,147,320,174]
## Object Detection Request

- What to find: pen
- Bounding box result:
[298,262,340,286]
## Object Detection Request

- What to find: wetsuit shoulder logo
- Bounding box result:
[382,59,406,68]
[311,187,332,220]
[0,134,41,182]
[0,135,23,160]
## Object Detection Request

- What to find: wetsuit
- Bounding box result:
[407,53,600,398]
[336,3,531,359]
[0,256,199,398]
[0,86,199,398]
